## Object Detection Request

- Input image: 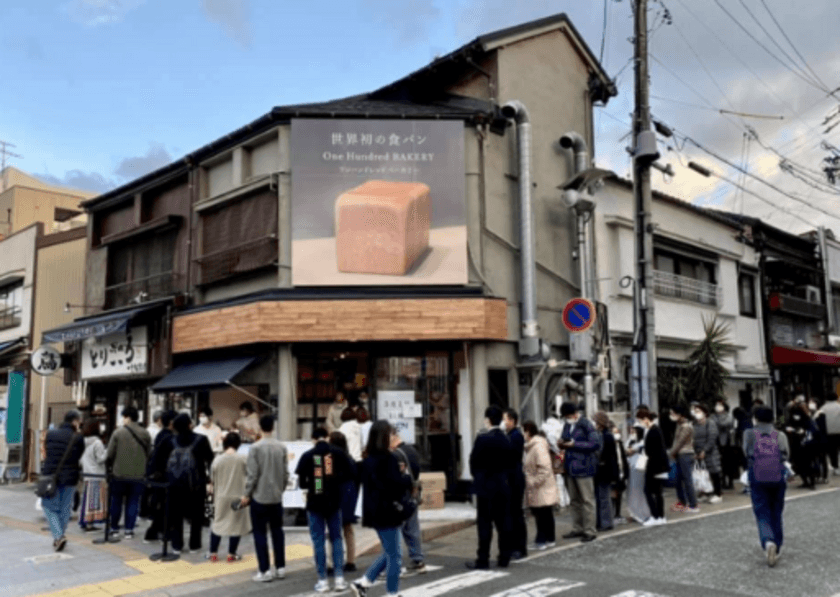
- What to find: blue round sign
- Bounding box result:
[562,298,596,332]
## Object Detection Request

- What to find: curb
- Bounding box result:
[359,519,476,557]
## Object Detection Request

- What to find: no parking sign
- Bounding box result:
[562,298,596,333]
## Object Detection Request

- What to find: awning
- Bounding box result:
[772,345,840,366]
[0,337,26,357]
[151,357,256,393]
[42,305,155,344]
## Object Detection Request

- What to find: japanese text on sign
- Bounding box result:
[81,327,148,380]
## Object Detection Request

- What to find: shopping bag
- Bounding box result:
[692,461,713,494]
[737,470,749,486]
[556,474,571,508]
[633,453,649,472]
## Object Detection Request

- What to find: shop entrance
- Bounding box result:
[295,345,460,484]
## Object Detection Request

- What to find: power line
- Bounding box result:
[650,94,719,112]
[758,0,832,94]
[600,0,609,64]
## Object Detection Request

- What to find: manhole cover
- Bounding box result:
[24,553,74,564]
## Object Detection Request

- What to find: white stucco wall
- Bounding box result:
[0,224,38,346]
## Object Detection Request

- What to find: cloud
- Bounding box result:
[35,143,174,195]
[361,0,440,45]
[35,171,116,194]
[65,0,146,27]
[201,0,252,48]
[113,142,173,180]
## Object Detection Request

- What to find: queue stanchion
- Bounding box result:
[149,480,179,562]
[92,473,121,545]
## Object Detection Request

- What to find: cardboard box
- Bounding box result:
[419,472,447,493]
[420,490,444,510]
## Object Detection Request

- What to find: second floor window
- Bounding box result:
[653,249,719,305]
[0,281,23,330]
[739,272,757,317]
[106,231,177,306]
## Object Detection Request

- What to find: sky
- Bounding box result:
[2,0,840,235]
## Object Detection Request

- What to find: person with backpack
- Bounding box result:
[296,427,351,593]
[391,427,426,575]
[167,413,214,554]
[106,407,152,540]
[744,406,790,567]
[240,415,289,583]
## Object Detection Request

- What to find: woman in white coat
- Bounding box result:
[207,432,252,562]
[79,419,108,531]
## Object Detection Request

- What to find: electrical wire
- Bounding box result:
[600,0,609,64]
[650,95,719,113]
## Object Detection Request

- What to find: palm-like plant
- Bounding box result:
[685,315,732,409]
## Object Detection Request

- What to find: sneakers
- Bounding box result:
[123,531,134,540]
[642,517,658,527]
[350,580,369,597]
[314,579,331,593]
[334,576,348,591]
[273,567,286,580]
[405,560,427,574]
[227,554,242,562]
[529,543,548,551]
[670,502,686,512]
[343,563,357,572]
[613,517,627,525]
[709,496,723,504]
[54,536,67,552]
[205,553,219,563]
[766,541,778,567]
[252,571,273,583]
[684,506,701,513]
[655,517,668,525]
[545,542,556,548]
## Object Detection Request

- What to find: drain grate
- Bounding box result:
[24,553,74,564]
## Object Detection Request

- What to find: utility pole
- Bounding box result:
[0,140,23,194]
[632,0,659,411]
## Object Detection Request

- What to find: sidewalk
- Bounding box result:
[0,483,476,597]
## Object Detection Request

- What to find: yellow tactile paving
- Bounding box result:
[29,544,314,597]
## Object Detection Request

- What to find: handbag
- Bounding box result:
[634,453,649,472]
[392,491,418,522]
[36,432,80,499]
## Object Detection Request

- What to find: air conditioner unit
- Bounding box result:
[794,285,821,303]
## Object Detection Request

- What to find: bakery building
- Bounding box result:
[52,13,617,491]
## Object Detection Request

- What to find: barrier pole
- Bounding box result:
[149,480,179,562]
[92,473,121,544]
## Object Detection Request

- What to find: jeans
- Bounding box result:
[43,485,76,541]
[594,481,614,530]
[400,509,424,563]
[209,532,241,555]
[364,527,401,595]
[250,500,285,574]
[530,506,555,544]
[308,510,344,580]
[476,493,511,565]
[749,479,786,550]
[110,478,145,532]
[674,454,698,508]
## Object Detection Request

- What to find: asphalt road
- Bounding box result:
[183,487,840,597]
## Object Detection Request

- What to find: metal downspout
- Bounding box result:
[502,101,539,357]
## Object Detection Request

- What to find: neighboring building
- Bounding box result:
[45,13,617,490]
[593,178,771,414]
[729,215,832,410]
[0,167,93,238]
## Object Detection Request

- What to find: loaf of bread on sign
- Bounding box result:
[335,180,431,275]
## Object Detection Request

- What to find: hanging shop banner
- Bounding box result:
[81,326,148,380]
[377,390,418,444]
[291,119,467,286]
[5,371,25,445]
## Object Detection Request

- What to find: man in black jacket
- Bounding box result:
[468,405,514,570]
[143,409,177,543]
[41,410,85,552]
[296,427,351,592]
[392,429,426,574]
[503,408,527,559]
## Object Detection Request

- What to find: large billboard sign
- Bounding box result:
[291,119,467,286]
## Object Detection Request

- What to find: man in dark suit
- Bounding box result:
[503,408,527,559]
[467,405,514,569]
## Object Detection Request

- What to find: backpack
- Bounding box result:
[752,431,783,483]
[167,436,201,491]
[395,447,423,505]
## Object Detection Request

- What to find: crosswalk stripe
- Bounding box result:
[488,578,586,597]
[610,591,672,597]
[400,570,509,597]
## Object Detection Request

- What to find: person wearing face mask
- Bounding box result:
[692,403,723,503]
[667,404,699,513]
[194,407,224,455]
[636,408,669,526]
[235,402,261,444]
[558,402,602,542]
[41,410,86,552]
[712,400,737,490]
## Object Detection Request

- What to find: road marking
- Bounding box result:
[401,570,508,597]
[488,577,586,596]
[24,553,74,564]
[611,591,672,597]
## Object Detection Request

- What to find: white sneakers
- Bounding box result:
[334,577,348,591]
[252,567,285,583]
[642,517,667,526]
[274,567,286,580]
[709,495,723,504]
[314,579,331,593]
[766,541,778,567]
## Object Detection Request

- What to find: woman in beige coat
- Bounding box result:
[207,433,252,562]
[523,421,559,549]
